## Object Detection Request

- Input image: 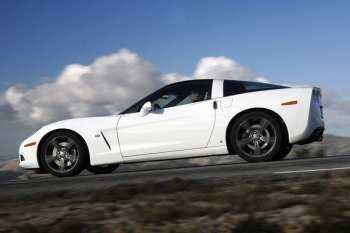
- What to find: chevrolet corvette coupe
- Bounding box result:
[19,79,325,177]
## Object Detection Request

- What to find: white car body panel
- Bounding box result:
[118,100,216,157]
[19,79,324,170]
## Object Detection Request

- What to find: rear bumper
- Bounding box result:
[297,127,325,145]
[290,87,325,145]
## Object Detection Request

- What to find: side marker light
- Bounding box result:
[282,100,298,106]
[24,142,37,147]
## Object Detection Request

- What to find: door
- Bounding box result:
[117,80,216,157]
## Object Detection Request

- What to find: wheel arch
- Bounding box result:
[37,128,91,170]
[225,108,289,154]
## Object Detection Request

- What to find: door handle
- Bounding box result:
[213,100,218,110]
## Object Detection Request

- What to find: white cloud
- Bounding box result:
[0,93,15,120]
[254,77,270,83]
[3,49,163,124]
[161,73,190,84]
[193,56,266,82]
[2,49,266,125]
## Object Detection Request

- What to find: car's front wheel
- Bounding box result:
[86,164,119,174]
[39,131,88,177]
[230,111,285,162]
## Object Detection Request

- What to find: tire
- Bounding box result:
[230,111,285,162]
[87,164,119,174]
[32,168,47,174]
[39,131,88,177]
[272,145,293,161]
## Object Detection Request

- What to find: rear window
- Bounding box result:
[224,80,287,97]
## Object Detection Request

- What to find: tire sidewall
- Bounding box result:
[86,164,119,174]
[230,111,284,162]
[272,145,293,161]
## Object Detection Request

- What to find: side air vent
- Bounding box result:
[100,132,111,150]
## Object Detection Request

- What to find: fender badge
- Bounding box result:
[94,134,101,138]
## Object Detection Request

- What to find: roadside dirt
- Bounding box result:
[1,171,350,233]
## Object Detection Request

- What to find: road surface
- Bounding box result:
[1,155,350,196]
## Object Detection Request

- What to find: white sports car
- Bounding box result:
[19,79,324,177]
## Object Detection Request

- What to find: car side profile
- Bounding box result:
[19,79,325,177]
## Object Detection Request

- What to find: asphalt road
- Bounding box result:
[1,155,350,197]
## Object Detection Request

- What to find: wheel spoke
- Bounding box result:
[45,155,56,164]
[240,121,251,131]
[68,155,76,163]
[50,139,60,149]
[65,138,75,149]
[58,158,66,171]
[253,141,262,155]
[260,119,270,131]
[238,138,251,147]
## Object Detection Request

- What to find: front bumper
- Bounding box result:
[18,136,40,169]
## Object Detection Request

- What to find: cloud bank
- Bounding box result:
[1,49,265,125]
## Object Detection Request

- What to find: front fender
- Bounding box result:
[19,116,124,169]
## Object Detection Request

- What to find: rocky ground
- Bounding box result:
[1,172,350,233]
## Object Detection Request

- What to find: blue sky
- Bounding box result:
[1,0,350,90]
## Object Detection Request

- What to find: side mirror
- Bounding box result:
[139,101,152,116]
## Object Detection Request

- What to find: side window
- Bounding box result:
[223,80,287,97]
[243,81,287,92]
[223,80,246,97]
[121,80,212,114]
[152,94,177,109]
[150,81,212,109]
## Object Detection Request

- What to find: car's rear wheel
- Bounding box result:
[39,131,88,177]
[86,164,119,174]
[230,111,284,162]
[272,145,293,161]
